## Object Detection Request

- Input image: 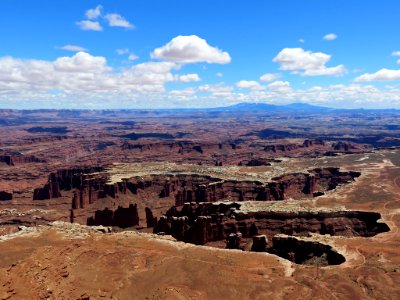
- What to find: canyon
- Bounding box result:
[0,108,399,299]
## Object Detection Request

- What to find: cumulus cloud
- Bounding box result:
[76,20,102,31]
[54,52,109,73]
[323,33,337,41]
[179,74,201,82]
[303,64,346,76]
[236,80,264,90]
[265,81,291,93]
[354,68,400,82]
[86,5,102,19]
[274,48,328,70]
[151,35,231,64]
[1,53,399,108]
[259,73,280,82]
[273,48,346,76]
[267,80,291,90]
[0,53,181,99]
[120,62,177,87]
[58,45,88,52]
[105,13,134,29]
[78,6,134,31]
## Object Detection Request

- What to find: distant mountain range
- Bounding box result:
[1,103,399,113]
[211,102,399,113]
[217,102,332,112]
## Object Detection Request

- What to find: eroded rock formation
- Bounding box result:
[153,202,389,245]
[87,204,139,228]
[145,207,156,228]
[32,167,361,231]
[0,191,12,201]
[33,167,105,200]
[0,154,44,166]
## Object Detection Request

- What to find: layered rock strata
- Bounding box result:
[153,202,390,245]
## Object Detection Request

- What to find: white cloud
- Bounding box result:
[236,80,264,90]
[58,45,88,52]
[76,20,102,31]
[216,72,223,77]
[273,48,346,76]
[354,68,400,82]
[179,74,201,82]
[120,62,177,86]
[203,84,400,109]
[267,80,291,91]
[2,50,400,109]
[105,13,134,29]
[303,64,346,76]
[299,39,305,43]
[54,52,109,73]
[86,5,102,19]
[323,33,337,41]
[259,73,280,82]
[116,49,138,60]
[391,52,400,64]
[198,83,233,94]
[129,62,177,74]
[1,55,400,109]
[169,88,197,97]
[274,48,329,70]
[151,35,231,64]
[0,53,181,100]
[128,54,139,61]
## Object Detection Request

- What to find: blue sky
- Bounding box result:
[0,0,400,109]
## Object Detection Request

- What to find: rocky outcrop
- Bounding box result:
[332,141,357,152]
[33,167,105,200]
[233,210,390,237]
[35,165,360,208]
[145,207,156,228]
[238,158,281,166]
[153,202,238,244]
[71,186,101,209]
[33,173,61,200]
[173,167,359,204]
[303,139,325,147]
[226,232,242,249]
[251,235,268,252]
[0,191,12,201]
[16,135,68,146]
[122,141,240,154]
[0,156,13,166]
[0,153,44,166]
[263,140,325,153]
[86,204,139,228]
[153,202,390,245]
